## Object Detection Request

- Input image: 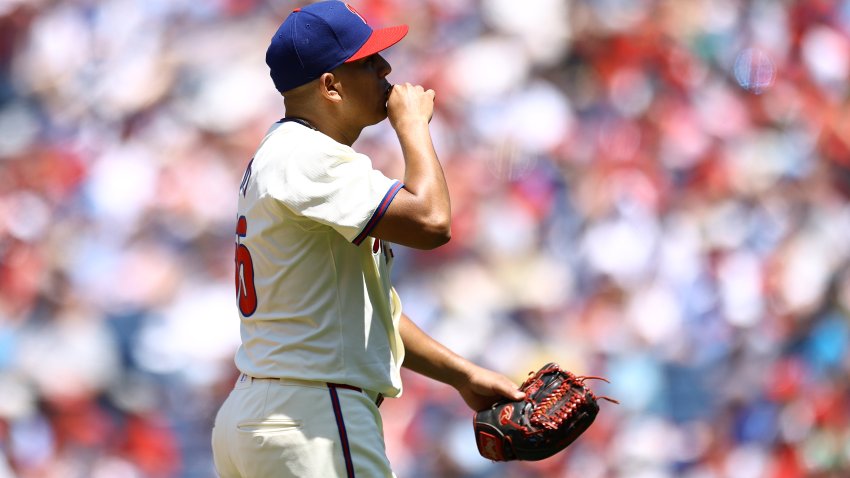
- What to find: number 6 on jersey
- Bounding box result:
[235,215,258,316]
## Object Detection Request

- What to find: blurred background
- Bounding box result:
[1,0,850,477]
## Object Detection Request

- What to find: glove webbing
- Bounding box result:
[521,366,619,433]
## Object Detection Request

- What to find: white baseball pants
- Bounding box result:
[211,374,395,478]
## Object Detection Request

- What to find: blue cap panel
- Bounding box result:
[266,1,373,93]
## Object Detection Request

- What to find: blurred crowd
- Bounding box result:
[1,0,850,477]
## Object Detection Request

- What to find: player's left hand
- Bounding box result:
[454,365,525,412]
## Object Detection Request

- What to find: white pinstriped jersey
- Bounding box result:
[232,119,406,398]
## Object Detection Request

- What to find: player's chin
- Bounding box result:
[368,107,389,126]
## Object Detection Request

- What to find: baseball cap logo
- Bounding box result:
[346,4,368,24]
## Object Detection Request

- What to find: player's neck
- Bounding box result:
[285,112,361,146]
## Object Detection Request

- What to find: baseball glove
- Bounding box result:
[473,362,617,461]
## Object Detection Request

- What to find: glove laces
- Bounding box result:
[523,367,619,431]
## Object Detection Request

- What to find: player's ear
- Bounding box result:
[320,72,342,103]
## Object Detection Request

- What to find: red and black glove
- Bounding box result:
[473,362,618,461]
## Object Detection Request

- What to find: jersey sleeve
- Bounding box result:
[268,146,403,244]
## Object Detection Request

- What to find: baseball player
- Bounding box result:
[210,2,524,477]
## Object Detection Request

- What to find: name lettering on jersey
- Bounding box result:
[239,159,254,197]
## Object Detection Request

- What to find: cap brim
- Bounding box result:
[346,24,409,62]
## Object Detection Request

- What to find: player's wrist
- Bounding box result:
[445,359,478,390]
[391,116,431,134]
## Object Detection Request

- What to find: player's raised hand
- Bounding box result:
[387,82,435,129]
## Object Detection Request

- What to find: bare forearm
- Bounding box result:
[386,83,451,237]
[368,120,451,248]
[399,313,471,388]
[400,313,525,410]
[396,120,450,219]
